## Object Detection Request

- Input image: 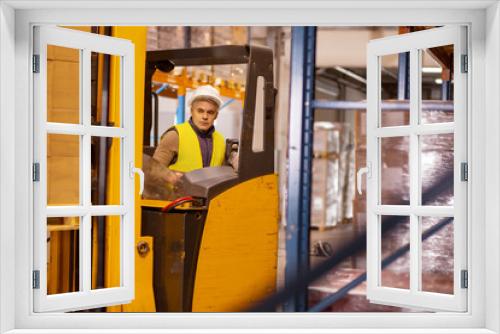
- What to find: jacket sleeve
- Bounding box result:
[152,127,178,167]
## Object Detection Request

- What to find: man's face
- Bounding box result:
[191,99,219,131]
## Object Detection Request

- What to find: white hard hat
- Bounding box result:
[188,85,223,108]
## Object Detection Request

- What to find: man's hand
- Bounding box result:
[166,170,183,185]
[225,140,239,171]
[228,150,239,171]
[142,154,184,200]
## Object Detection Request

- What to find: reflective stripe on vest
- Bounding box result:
[168,122,225,173]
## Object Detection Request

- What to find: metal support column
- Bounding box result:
[174,27,191,124]
[184,26,191,49]
[175,94,186,124]
[442,80,451,100]
[397,52,410,100]
[284,26,317,312]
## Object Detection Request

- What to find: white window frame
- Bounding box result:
[33,26,136,312]
[365,26,468,312]
[0,1,498,333]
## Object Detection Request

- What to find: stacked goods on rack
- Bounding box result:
[311,122,354,230]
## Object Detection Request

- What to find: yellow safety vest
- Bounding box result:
[168,122,226,173]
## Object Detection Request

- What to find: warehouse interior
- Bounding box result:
[43,26,455,313]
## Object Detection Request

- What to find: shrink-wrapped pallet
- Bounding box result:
[311,122,354,229]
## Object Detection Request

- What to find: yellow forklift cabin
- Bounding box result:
[141,45,278,312]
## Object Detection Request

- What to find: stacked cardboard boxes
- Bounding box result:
[311,122,354,230]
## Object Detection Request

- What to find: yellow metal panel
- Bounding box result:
[104,215,121,290]
[91,218,98,289]
[122,236,156,312]
[105,26,155,312]
[141,199,170,209]
[192,174,279,312]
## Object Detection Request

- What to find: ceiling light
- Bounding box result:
[333,66,366,84]
[422,67,442,73]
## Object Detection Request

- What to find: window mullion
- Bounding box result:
[35,35,49,303]
[374,122,454,138]
[80,214,91,292]
[374,205,453,216]
[365,51,380,293]
[121,52,134,292]
[81,48,92,293]
[45,123,127,138]
[409,48,421,293]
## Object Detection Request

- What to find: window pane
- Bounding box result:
[421,133,454,206]
[91,216,121,290]
[252,76,265,152]
[91,137,121,205]
[420,45,454,124]
[47,134,80,206]
[380,215,410,290]
[380,137,409,205]
[421,217,454,294]
[91,52,122,127]
[47,217,80,295]
[380,53,410,127]
[47,45,80,124]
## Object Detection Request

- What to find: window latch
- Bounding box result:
[356,162,371,195]
[129,162,144,195]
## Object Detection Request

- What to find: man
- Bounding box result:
[151,84,237,187]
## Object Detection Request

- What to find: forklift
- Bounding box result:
[139,44,279,312]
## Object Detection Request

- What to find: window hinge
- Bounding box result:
[32,55,40,73]
[461,162,468,182]
[461,269,468,289]
[33,163,40,182]
[461,54,468,73]
[33,270,40,289]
